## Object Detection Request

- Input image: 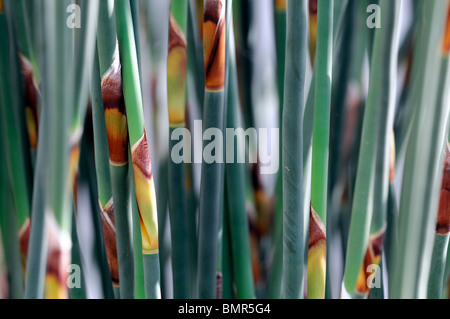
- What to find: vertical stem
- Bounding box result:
[224,8,254,298]
[268,0,286,299]
[427,11,450,296]
[102,56,134,298]
[23,0,47,299]
[391,0,450,298]
[197,0,227,299]
[343,0,401,297]
[0,135,24,298]
[115,0,161,299]
[130,158,146,299]
[167,0,190,298]
[281,0,307,299]
[354,0,400,298]
[308,0,333,300]
[0,0,30,242]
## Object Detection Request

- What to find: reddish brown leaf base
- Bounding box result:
[355,230,385,295]
[100,200,119,285]
[204,0,226,91]
[102,57,128,165]
[437,143,450,235]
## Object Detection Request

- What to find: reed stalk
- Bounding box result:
[391,0,450,298]
[142,1,171,297]
[0,1,48,298]
[395,4,430,171]
[28,0,100,299]
[385,136,398,278]
[197,0,227,299]
[428,144,450,297]
[91,48,120,297]
[445,244,450,285]
[354,1,400,298]
[188,0,206,114]
[96,2,122,298]
[102,53,135,299]
[427,8,450,298]
[222,200,234,299]
[302,0,348,170]
[10,0,39,82]
[342,0,400,298]
[130,158,146,299]
[185,0,202,298]
[22,0,49,293]
[281,0,307,299]
[233,0,254,130]
[224,8,254,298]
[7,1,38,166]
[115,0,161,298]
[39,0,74,299]
[0,10,34,297]
[0,134,24,298]
[78,128,115,299]
[2,0,450,302]
[268,0,285,300]
[167,0,190,298]
[325,3,355,298]
[0,227,7,298]
[70,213,87,299]
[0,0,31,260]
[308,0,333,300]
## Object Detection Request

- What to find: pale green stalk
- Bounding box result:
[281,0,307,299]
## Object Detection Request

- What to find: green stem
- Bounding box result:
[187,0,205,115]
[362,0,400,298]
[343,0,400,297]
[198,91,226,298]
[224,17,254,298]
[281,0,307,299]
[115,0,161,299]
[308,0,333,300]
[222,200,234,299]
[23,0,47,299]
[0,2,30,231]
[17,0,39,81]
[141,4,170,296]
[156,157,169,298]
[428,234,450,298]
[168,130,190,298]
[167,0,190,298]
[268,0,285,299]
[72,0,100,133]
[70,214,87,299]
[130,152,146,299]
[185,0,202,300]
[98,0,117,76]
[390,0,449,298]
[91,49,114,210]
[427,60,450,300]
[302,0,349,166]
[197,0,227,299]
[310,0,333,227]
[79,130,115,299]
[0,134,24,298]
[111,164,134,298]
[385,183,398,280]
[233,0,254,129]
